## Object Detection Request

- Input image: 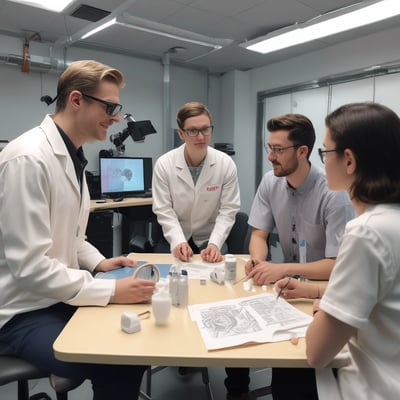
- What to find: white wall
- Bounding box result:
[221,24,400,213]
[4,24,400,214]
[217,71,254,213]
[232,71,253,214]
[0,34,218,172]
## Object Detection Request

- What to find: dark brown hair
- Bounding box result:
[267,113,315,159]
[326,102,400,203]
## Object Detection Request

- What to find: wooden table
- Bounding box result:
[54,253,336,368]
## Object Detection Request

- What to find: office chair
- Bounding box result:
[49,374,85,400]
[0,355,84,400]
[0,356,47,400]
[226,211,251,254]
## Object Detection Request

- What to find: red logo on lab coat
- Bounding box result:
[206,185,220,191]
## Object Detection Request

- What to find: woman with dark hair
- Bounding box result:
[275,102,400,399]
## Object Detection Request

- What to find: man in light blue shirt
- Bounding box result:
[248,155,353,281]
[225,113,354,400]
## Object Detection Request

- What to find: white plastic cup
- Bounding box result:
[152,295,171,325]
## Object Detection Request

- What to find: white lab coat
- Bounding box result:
[152,144,240,250]
[0,115,114,329]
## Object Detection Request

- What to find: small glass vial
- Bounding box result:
[224,254,237,283]
[177,269,188,307]
[169,265,180,307]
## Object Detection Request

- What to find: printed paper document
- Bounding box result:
[189,293,312,350]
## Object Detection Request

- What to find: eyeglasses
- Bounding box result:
[318,148,341,164]
[182,125,214,137]
[264,143,301,155]
[81,93,123,116]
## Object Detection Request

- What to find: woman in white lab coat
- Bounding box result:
[152,102,240,263]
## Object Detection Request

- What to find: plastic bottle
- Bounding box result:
[169,265,180,307]
[151,279,172,325]
[224,254,237,283]
[177,269,189,307]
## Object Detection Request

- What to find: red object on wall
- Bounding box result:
[21,41,30,73]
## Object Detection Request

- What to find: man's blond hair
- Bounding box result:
[55,60,124,112]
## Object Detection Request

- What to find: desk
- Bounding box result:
[90,197,152,212]
[54,254,335,369]
[88,198,154,255]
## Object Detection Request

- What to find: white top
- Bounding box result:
[152,144,240,250]
[0,115,114,329]
[320,204,400,399]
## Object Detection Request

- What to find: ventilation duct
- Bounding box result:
[0,53,68,73]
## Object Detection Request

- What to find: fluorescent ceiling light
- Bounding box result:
[115,14,232,50]
[81,18,116,40]
[243,0,400,54]
[8,0,75,12]
[115,21,221,49]
[55,9,232,50]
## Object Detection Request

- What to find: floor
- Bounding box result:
[0,366,272,399]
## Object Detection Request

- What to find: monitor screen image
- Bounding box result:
[99,156,152,198]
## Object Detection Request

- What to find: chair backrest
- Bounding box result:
[226,211,250,254]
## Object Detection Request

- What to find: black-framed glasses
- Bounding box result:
[182,125,214,137]
[81,93,122,116]
[264,143,301,155]
[318,148,341,164]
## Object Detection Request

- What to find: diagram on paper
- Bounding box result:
[201,305,262,338]
[189,293,312,350]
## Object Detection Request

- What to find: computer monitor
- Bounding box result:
[99,156,152,199]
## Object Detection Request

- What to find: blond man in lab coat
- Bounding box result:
[152,102,240,263]
[0,60,154,400]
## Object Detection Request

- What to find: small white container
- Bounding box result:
[121,312,141,334]
[224,254,237,283]
[152,279,172,325]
